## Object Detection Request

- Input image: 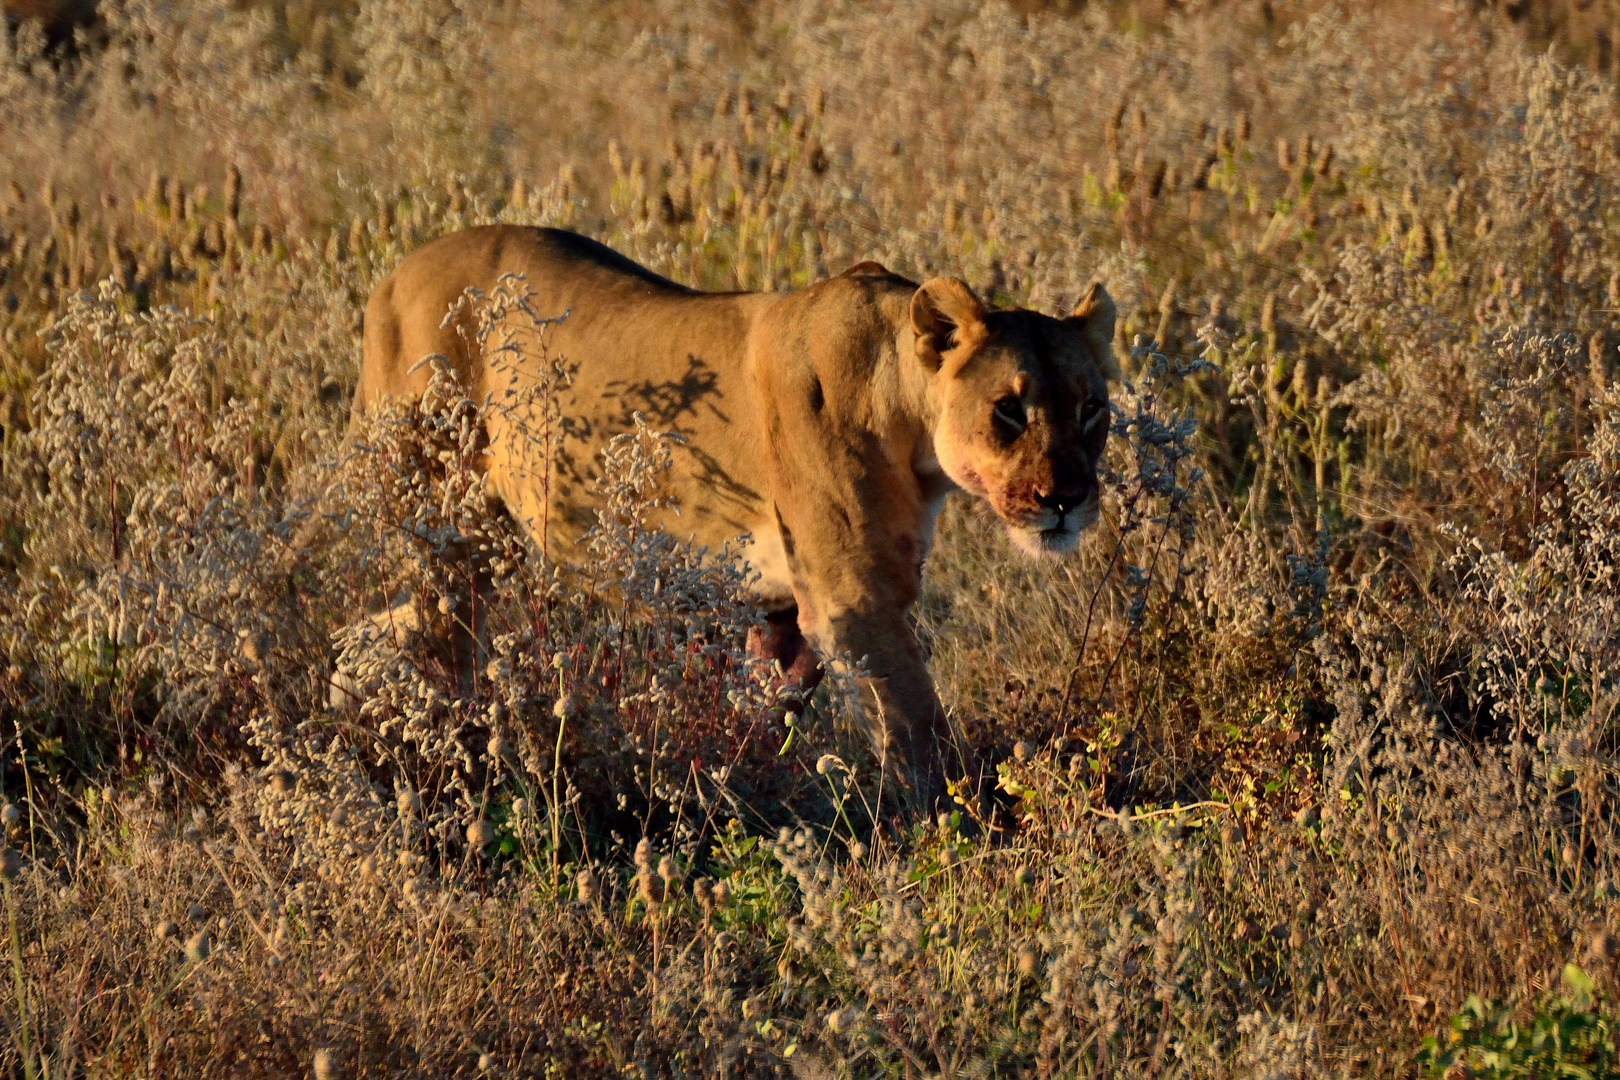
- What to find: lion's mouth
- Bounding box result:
[1005,499,1098,558]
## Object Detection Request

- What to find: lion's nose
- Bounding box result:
[1035,487,1088,518]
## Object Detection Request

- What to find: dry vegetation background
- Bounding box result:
[3,0,1620,1076]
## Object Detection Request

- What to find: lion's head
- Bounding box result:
[912,277,1118,558]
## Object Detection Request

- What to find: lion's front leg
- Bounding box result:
[795,595,965,811]
[746,607,825,711]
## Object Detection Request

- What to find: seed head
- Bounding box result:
[1013,740,1034,763]
[397,789,423,818]
[825,1007,855,1033]
[553,695,576,720]
[637,868,662,911]
[657,854,680,886]
[0,803,20,828]
[511,798,530,818]
[155,919,180,941]
[693,876,715,916]
[711,879,731,908]
[1015,865,1036,888]
[815,753,842,775]
[0,849,23,881]
[467,819,497,848]
[270,770,296,795]
[184,930,210,963]
[187,903,208,922]
[1016,943,1040,976]
[312,1047,338,1080]
[634,837,654,871]
[575,867,598,903]
[240,632,270,665]
[1591,931,1620,963]
[478,1052,496,1073]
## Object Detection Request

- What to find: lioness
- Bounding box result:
[357,226,1117,804]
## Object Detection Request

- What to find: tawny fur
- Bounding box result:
[356,225,1117,802]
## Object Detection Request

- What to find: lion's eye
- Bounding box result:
[992,396,1026,436]
[1079,398,1106,430]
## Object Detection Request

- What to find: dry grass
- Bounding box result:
[3,1,1620,1076]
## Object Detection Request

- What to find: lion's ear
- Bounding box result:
[840,260,894,278]
[1069,282,1120,381]
[911,277,988,372]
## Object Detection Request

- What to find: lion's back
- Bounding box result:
[357,226,699,410]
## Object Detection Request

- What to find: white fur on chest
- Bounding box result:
[736,525,797,609]
[914,458,957,567]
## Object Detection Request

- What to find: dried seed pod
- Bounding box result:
[1406,221,1431,261]
[467,819,497,848]
[223,163,241,221]
[575,866,598,903]
[693,876,715,917]
[1312,141,1333,177]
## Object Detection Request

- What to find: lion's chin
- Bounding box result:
[1004,505,1098,559]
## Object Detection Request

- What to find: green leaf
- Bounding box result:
[1564,964,1597,998]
